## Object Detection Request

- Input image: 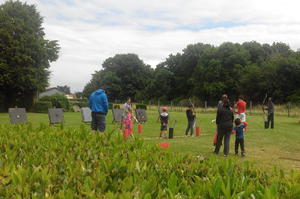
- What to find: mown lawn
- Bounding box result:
[0,110,300,171]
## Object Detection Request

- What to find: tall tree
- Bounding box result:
[0,0,60,110]
[57,85,71,94]
[83,54,152,101]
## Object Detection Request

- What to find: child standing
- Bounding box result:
[160,107,169,138]
[123,107,133,135]
[234,118,246,156]
[185,105,196,136]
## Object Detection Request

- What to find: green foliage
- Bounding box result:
[0,0,60,110]
[39,94,70,111]
[136,104,147,110]
[113,104,121,109]
[83,54,153,101]
[56,85,70,94]
[33,101,52,113]
[0,124,299,198]
[108,103,113,110]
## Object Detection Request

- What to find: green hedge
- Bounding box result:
[39,94,70,111]
[0,125,299,198]
[136,104,147,110]
[113,104,121,109]
[34,101,52,113]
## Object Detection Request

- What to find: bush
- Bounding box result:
[0,125,299,198]
[39,94,70,111]
[136,104,147,110]
[34,101,52,113]
[108,103,113,109]
[113,104,121,109]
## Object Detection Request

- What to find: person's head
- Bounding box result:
[222,94,228,100]
[268,97,272,102]
[188,105,193,110]
[222,98,230,108]
[239,95,244,101]
[161,107,167,112]
[235,118,241,126]
[127,97,131,103]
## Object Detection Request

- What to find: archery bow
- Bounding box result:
[189,98,197,128]
[262,93,268,122]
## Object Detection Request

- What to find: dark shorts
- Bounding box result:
[161,124,168,131]
[91,112,106,132]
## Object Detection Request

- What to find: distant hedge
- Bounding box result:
[39,94,70,111]
[136,104,147,110]
[113,104,121,109]
[34,101,52,113]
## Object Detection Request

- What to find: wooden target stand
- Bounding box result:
[8,107,27,124]
[48,107,64,126]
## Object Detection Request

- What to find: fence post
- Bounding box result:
[205,101,207,112]
[250,101,253,115]
[171,101,173,111]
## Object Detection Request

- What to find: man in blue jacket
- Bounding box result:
[89,89,108,133]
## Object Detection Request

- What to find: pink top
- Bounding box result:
[124,112,133,133]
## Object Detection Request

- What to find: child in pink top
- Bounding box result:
[124,107,133,135]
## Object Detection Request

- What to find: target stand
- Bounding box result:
[48,108,64,125]
[81,107,92,123]
[8,108,27,124]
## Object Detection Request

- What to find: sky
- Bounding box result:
[2,0,300,92]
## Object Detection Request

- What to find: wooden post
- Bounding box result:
[204,101,207,112]
[250,101,253,115]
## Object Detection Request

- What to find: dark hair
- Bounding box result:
[239,95,244,100]
[222,99,230,108]
[235,118,241,126]
[222,94,228,100]
[188,105,193,108]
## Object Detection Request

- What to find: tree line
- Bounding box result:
[83,42,300,105]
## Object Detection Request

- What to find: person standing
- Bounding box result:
[217,94,228,109]
[235,96,247,122]
[214,99,234,157]
[89,89,108,133]
[185,105,196,136]
[265,97,275,129]
[159,107,169,138]
[124,97,131,115]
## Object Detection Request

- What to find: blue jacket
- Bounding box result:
[234,124,246,139]
[89,89,108,114]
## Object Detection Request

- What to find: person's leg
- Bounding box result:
[214,129,224,154]
[267,113,271,129]
[91,112,97,133]
[270,113,274,129]
[185,121,191,136]
[223,130,231,156]
[241,138,245,156]
[190,121,194,136]
[235,139,239,155]
[98,114,106,133]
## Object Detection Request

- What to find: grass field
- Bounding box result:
[1,110,300,171]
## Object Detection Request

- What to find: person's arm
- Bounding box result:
[89,95,92,110]
[102,94,108,115]
[216,109,221,125]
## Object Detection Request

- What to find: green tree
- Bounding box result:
[0,0,60,111]
[57,85,71,94]
[83,54,152,101]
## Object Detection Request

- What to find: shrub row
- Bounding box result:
[0,124,299,198]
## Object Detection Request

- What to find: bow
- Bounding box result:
[189,98,197,128]
[262,93,268,121]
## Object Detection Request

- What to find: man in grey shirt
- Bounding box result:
[265,97,275,129]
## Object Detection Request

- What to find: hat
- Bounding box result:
[161,107,167,111]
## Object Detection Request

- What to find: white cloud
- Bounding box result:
[1,0,300,92]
